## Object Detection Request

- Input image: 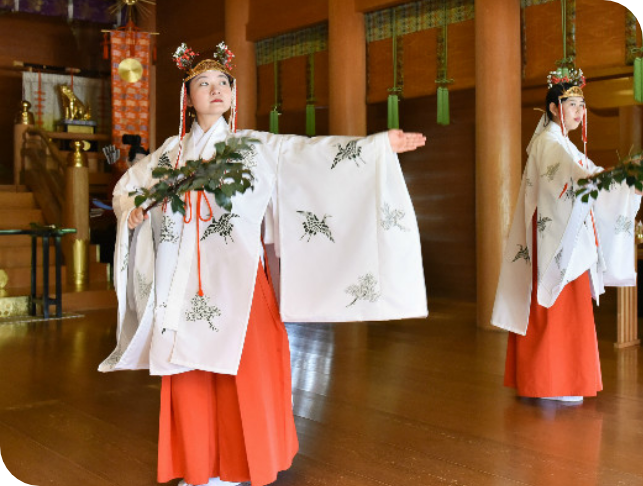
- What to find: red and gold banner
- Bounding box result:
[109,28,151,172]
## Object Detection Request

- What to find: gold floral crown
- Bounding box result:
[547,66,586,98]
[173,42,235,82]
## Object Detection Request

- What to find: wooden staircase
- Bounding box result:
[0,185,116,316]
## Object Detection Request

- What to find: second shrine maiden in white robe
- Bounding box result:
[99,116,428,376]
[492,115,641,335]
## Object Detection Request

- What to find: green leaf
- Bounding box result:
[171,194,185,216]
[135,137,262,215]
[214,142,226,154]
[214,189,232,212]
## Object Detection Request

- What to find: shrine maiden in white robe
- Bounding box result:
[492,116,641,335]
[100,117,427,375]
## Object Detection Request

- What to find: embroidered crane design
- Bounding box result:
[157,152,172,169]
[120,245,129,272]
[555,249,564,269]
[238,144,258,170]
[185,293,221,331]
[537,214,552,235]
[512,244,530,264]
[297,211,335,242]
[135,270,153,303]
[616,215,633,236]
[381,203,409,232]
[332,140,366,169]
[541,162,561,182]
[345,273,380,307]
[562,178,576,203]
[160,215,180,244]
[201,213,240,244]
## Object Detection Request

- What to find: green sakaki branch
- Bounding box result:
[129,138,259,215]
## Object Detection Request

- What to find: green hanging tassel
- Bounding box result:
[635,57,643,103]
[435,1,451,126]
[437,86,450,126]
[305,52,316,136]
[270,56,280,134]
[269,108,279,134]
[305,103,316,137]
[387,10,400,130]
[387,94,399,129]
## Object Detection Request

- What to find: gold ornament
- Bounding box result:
[118,58,143,83]
[59,85,92,121]
[0,269,8,290]
[109,0,155,21]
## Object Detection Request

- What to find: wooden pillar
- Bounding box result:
[226,0,257,130]
[64,141,89,288]
[14,101,34,186]
[328,0,366,136]
[474,0,522,330]
[616,105,642,349]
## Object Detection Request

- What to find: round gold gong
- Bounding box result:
[118,58,143,83]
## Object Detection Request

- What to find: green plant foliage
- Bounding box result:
[576,151,643,203]
[129,137,259,214]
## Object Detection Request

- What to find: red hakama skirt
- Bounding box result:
[504,220,603,398]
[157,263,299,486]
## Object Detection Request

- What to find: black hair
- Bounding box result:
[121,134,149,162]
[545,83,572,121]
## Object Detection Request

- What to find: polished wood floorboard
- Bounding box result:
[0,300,642,486]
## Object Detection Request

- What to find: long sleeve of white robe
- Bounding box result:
[100,119,427,376]
[491,120,641,335]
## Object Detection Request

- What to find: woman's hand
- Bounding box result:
[388,129,426,153]
[128,207,148,230]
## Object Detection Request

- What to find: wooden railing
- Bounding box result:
[19,125,65,225]
[13,101,111,287]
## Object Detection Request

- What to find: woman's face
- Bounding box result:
[550,96,585,132]
[187,70,232,124]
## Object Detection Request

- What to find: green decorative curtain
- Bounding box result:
[365,0,474,43]
[256,24,328,134]
[256,24,328,66]
[520,0,557,7]
[365,0,473,127]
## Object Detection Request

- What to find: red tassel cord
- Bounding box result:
[183,191,193,224]
[175,84,189,169]
[181,191,214,297]
[590,210,599,248]
[195,192,213,297]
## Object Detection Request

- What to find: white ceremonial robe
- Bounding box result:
[100,118,428,375]
[492,120,641,335]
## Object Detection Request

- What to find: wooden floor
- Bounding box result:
[1,299,642,486]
